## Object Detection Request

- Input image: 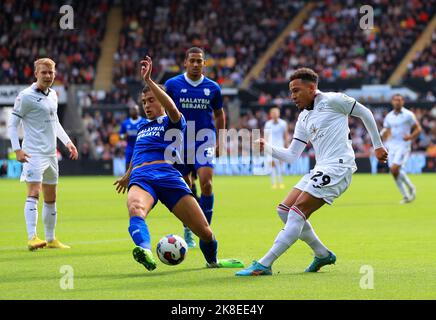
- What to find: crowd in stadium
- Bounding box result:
[112,0,305,89]
[406,31,436,80]
[261,0,434,83]
[0,0,110,85]
[0,0,434,163]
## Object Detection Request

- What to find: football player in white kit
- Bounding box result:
[264,107,289,189]
[237,68,388,276]
[381,94,422,204]
[7,58,78,250]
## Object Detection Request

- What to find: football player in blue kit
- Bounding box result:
[119,105,145,171]
[164,47,226,248]
[114,56,243,271]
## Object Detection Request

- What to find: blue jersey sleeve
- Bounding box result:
[120,121,126,134]
[164,79,174,99]
[168,114,187,131]
[211,84,223,110]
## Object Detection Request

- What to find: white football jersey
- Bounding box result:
[11,83,60,156]
[294,90,358,171]
[383,108,416,150]
[264,118,287,147]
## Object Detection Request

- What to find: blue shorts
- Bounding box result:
[174,146,215,176]
[128,163,193,211]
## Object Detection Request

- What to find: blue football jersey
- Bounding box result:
[120,117,145,151]
[131,115,186,168]
[164,73,223,136]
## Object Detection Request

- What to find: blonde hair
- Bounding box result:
[34,58,56,72]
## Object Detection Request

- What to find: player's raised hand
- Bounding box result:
[254,138,266,152]
[140,56,153,82]
[113,175,129,194]
[67,142,79,160]
[15,149,31,163]
[375,146,388,163]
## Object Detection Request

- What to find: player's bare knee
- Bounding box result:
[200,180,213,195]
[127,199,146,218]
[27,193,40,200]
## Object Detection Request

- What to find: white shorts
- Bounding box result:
[387,146,410,167]
[20,155,59,185]
[294,166,353,205]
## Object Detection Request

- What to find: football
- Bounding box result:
[156,234,188,266]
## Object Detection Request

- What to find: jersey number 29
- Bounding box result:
[310,171,331,189]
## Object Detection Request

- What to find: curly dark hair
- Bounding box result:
[289,68,318,84]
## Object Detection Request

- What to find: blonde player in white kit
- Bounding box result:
[237,68,388,276]
[7,58,78,250]
[264,107,288,189]
[381,94,422,204]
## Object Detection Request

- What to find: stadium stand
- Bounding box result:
[112,0,305,88]
[0,1,434,168]
[260,0,435,84]
[0,0,110,85]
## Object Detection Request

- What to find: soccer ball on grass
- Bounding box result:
[156,234,188,265]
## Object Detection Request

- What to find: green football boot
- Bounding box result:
[206,258,245,268]
[133,246,157,271]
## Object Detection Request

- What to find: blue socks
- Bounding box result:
[200,238,218,264]
[200,193,214,225]
[128,216,151,250]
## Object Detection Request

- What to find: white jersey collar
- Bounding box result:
[32,82,51,96]
[184,72,204,87]
[130,116,143,124]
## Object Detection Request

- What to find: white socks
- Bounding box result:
[398,170,415,193]
[276,204,329,259]
[43,202,57,242]
[276,161,283,184]
[395,177,409,198]
[270,167,276,185]
[299,220,329,258]
[24,198,57,241]
[259,206,306,267]
[24,197,38,240]
[270,160,283,185]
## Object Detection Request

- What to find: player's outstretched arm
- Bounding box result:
[255,138,306,164]
[140,56,181,123]
[350,102,388,163]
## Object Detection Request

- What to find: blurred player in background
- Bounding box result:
[165,47,226,248]
[114,56,243,270]
[119,104,145,171]
[236,68,388,276]
[7,58,78,250]
[381,94,422,204]
[264,107,288,189]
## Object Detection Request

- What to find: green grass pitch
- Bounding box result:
[1,174,435,300]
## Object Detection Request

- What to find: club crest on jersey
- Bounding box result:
[203,88,210,96]
[310,124,318,135]
[317,101,327,111]
[157,117,163,124]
